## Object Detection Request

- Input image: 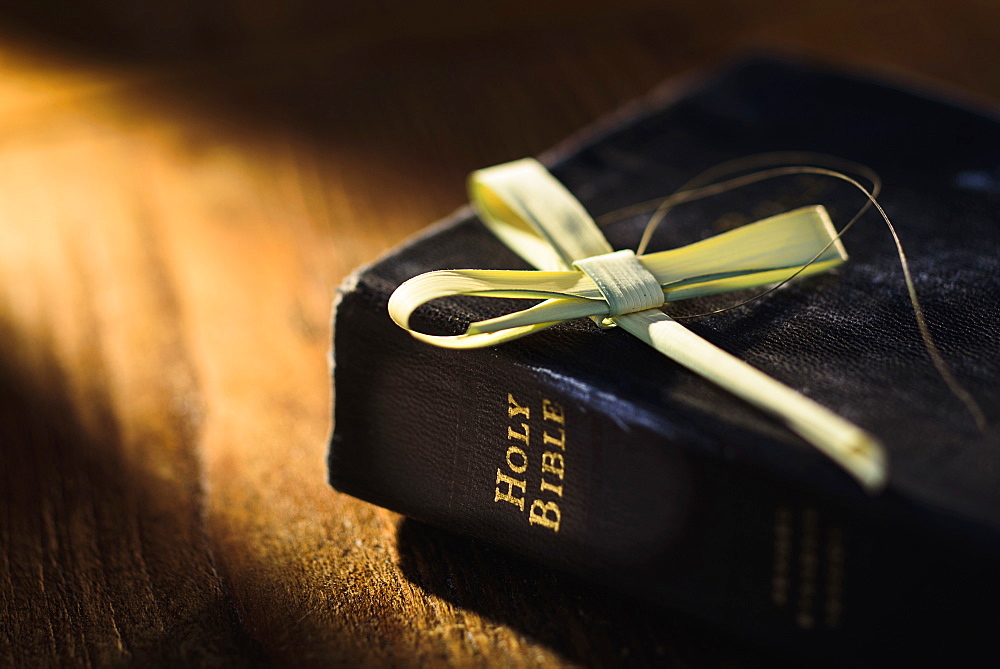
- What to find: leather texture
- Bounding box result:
[329,59,1000,666]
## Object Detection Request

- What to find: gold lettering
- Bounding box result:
[541,452,565,479]
[825,526,846,628]
[539,478,563,497]
[796,508,820,630]
[508,393,530,420]
[505,445,528,474]
[494,470,526,511]
[528,499,561,531]
[542,427,565,450]
[771,506,793,607]
[508,423,530,446]
[542,399,564,424]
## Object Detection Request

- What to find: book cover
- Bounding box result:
[328,58,1000,665]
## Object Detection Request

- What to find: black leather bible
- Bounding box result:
[329,59,1000,667]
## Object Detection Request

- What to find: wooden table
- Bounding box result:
[2,2,998,665]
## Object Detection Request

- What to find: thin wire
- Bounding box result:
[637,152,881,255]
[599,158,988,433]
[633,164,876,318]
[595,151,881,234]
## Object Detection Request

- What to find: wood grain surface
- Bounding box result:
[1,2,998,666]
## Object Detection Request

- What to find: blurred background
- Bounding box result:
[0,1,997,665]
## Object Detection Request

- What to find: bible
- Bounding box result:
[328,58,1000,666]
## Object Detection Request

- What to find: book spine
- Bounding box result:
[328,274,994,667]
